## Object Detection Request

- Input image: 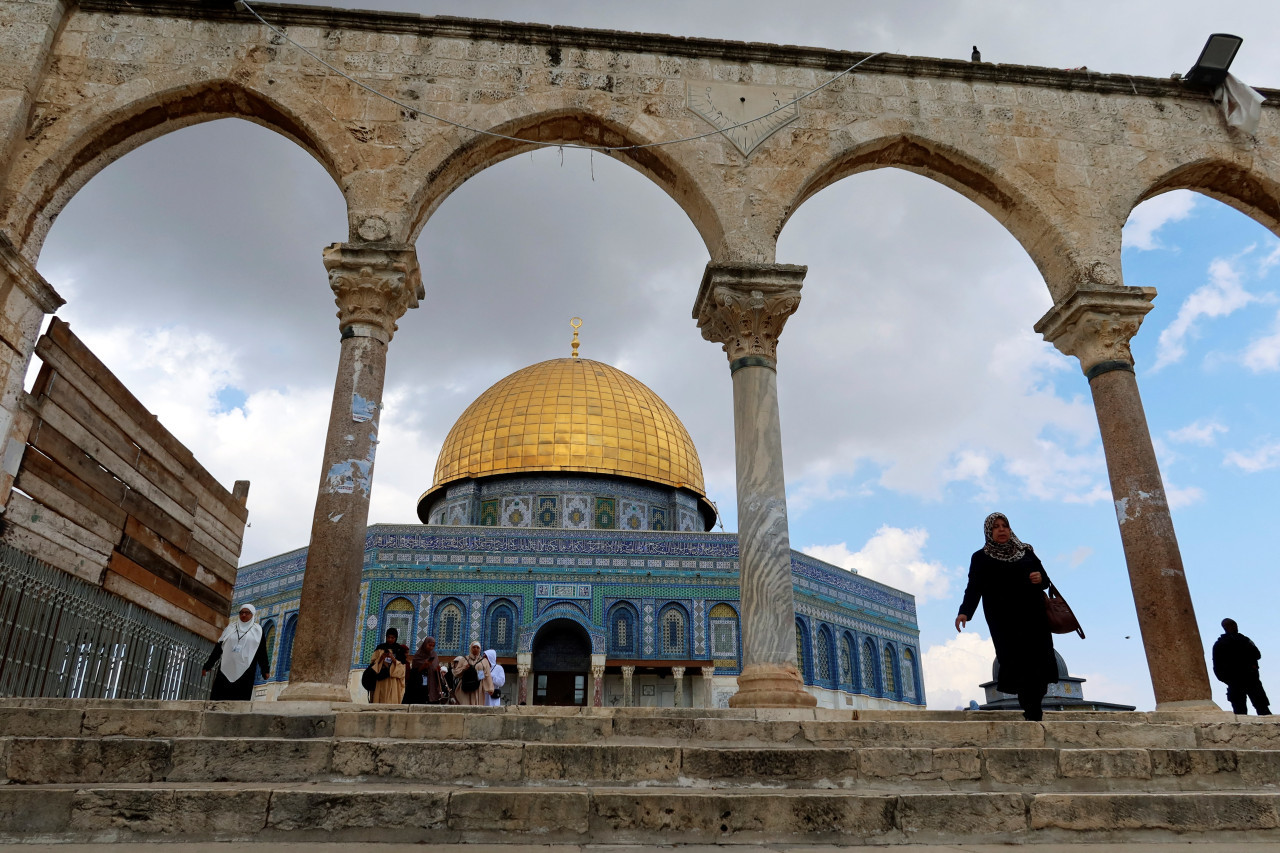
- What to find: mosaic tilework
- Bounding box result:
[620,501,646,531]
[563,495,591,529]
[678,508,698,532]
[594,497,615,529]
[693,599,706,655]
[535,495,559,527]
[480,500,499,526]
[642,599,655,656]
[650,507,666,531]
[416,593,433,646]
[446,501,467,526]
[501,496,532,528]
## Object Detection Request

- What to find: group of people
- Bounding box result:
[203,514,1268,719]
[957,511,1271,721]
[365,630,506,706]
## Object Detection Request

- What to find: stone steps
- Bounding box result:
[0,701,1277,844]
[3,784,1279,844]
[4,736,1279,792]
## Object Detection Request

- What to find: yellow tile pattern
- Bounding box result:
[430,358,707,496]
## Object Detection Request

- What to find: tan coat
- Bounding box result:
[370,650,407,704]
[452,653,492,706]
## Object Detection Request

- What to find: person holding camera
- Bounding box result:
[368,627,409,704]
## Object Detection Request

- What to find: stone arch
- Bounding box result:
[432,598,467,656]
[523,606,605,655]
[4,77,348,260]
[1129,159,1280,239]
[778,133,1080,299]
[485,598,519,655]
[657,602,690,657]
[403,102,728,258]
[814,624,835,686]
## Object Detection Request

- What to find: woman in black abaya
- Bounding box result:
[955,512,1057,721]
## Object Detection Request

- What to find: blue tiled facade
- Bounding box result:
[236,523,925,706]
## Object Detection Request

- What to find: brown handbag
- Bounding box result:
[1043,583,1085,638]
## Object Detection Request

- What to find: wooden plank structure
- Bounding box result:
[1,318,249,641]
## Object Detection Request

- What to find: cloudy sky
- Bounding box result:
[33,0,1280,710]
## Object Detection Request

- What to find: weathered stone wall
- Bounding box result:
[0,0,1275,291]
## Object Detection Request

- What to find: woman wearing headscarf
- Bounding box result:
[484,649,506,707]
[955,512,1058,721]
[203,603,270,701]
[451,640,492,706]
[403,636,444,704]
[369,627,409,704]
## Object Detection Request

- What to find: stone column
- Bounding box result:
[700,665,716,708]
[1036,286,1215,710]
[517,652,532,705]
[620,665,635,707]
[591,660,606,707]
[671,666,685,707]
[0,233,63,506]
[695,263,816,709]
[278,243,423,702]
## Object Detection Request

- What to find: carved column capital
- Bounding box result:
[1034,286,1157,377]
[323,242,424,343]
[620,665,635,680]
[693,263,806,367]
[700,666,715,680]
[671,666,685,679]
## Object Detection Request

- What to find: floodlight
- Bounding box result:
[1184,34,1243,88]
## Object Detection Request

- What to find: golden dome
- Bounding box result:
[420,358,711,516]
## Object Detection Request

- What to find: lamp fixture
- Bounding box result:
[1184,34,1243,88]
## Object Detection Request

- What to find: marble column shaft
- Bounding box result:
[694,262,815,709]
[1036,286,1214,709]
[700,666,715,708]
[621,665,635,707]
[672,666,685,706]
[279,243,423,702]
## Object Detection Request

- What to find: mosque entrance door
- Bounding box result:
[531,618,590,706]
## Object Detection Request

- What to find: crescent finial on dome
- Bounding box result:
[570,317,582,358]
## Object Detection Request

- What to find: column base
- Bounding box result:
[276,681,352,703]
[728,663,816,709]
[1153,698,1223,713]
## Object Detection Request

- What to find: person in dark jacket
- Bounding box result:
[955,512,1057,721]
[203,604,270,701]
[1212,619,1271,715]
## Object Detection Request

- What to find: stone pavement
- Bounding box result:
[14,844,1280,852]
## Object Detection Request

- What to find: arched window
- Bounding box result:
[382,597,415,644]
[609,604,637,656]
[660,605,687,656]
[861,639,877,693]
[839,635,853,688]
[816,628,833,682]
[257,620,276,684]
[436,602,464,655]
[882,645,898,695]
[902,648,917,700]
[486,602,516,654]
[279,614,299,678]
[708,603,738,661]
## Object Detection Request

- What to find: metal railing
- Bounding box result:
[0,543,212,699]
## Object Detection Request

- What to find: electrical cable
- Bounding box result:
[235,0,883,154]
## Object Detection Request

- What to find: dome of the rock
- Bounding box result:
[417,357,716,529]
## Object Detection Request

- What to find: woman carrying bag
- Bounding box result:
[954,513,1059,721]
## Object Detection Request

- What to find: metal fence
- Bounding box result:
[0,543,212,699]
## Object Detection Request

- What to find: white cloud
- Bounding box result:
[1260,243,1280,275]
[1166,419,1228,446]
[1225,441,1280,473]
[1067,546,1093,567]
[1123,191,1198,251]
[1165,483,1205,510]
[803,525,953,603]
[921,631,996,710]
[1154,257,1258,370]
[1242,309,1280,373]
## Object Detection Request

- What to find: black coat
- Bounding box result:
[1212,632,1262,684]
[958,549,1057,694]
[205,632,270,701]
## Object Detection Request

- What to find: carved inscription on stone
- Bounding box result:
[687,81,801,157]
